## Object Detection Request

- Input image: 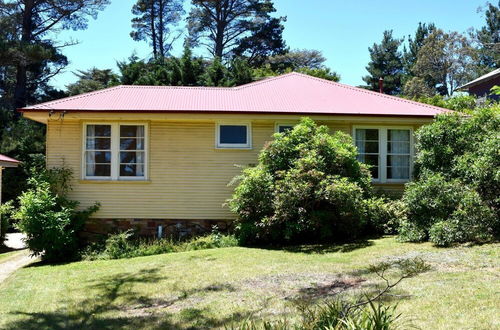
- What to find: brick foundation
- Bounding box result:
[83,218,231,240]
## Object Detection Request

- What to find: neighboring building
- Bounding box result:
[0,154,19,205]
[457,68,500,100]
[20,73,449,235]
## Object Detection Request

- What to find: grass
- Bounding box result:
[0,249,24,264]
[0,237,498,329]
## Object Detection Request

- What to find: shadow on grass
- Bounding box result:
[3,266,249,329]
[261,238,375,254]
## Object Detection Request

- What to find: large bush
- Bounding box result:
[229,118,378,245]
[14,168,99,262]
[400,106,500,246]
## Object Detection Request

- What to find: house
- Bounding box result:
[0,154,19,205]
[457,68,500,100]
[20,73,448,235]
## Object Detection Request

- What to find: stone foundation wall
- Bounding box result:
[84,218,231,240]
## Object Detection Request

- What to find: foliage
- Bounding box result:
[82,230,238,260]
[400,174,497,246]
[473,1,500,71]
[362,30,404,95]
[362,198,405,235]
[400,106,500,246]
[0,0,109,109]
[403,22,437,79]
[409,94,481,112]
[14,167,99,261]
[66,68,119,95]
[402,76,435,98]
[413,29,477,96]
[187,0,285,59]
[0,201,13,245]
[131,0,185,59]
[229,118,379,245]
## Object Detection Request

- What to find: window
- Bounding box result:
[84,123,147,180]
[355,129,379,179]
[387,129,411,180]
[276,124,294,133]
[216,124,251,148]
[354,127,412,182]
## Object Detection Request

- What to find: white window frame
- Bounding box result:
[216,122,252,149]
[352,126,414,183]
[82,122,149,181]
[275,122,296,133]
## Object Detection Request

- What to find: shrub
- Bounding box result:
[400,174,497,246]
[0,202,13,245]
[362,198,405,235]
[229,118,375,245]
[400,106,500,246]
[14,168,99,262]
[83,231,238,260]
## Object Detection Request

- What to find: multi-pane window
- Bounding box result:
[355,129,380,179]
[84,123,147,180]
[217,124,251,148]
[387,129,410,180]
[120,126,145,177]
[355,127,412,182]
[85,125,112,178]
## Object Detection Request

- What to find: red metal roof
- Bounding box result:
[0,154,19,165]
[20,73,448,117]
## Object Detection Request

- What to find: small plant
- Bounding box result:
[82,230,239,260]
[228,257,430,329]
[14,167,99,262]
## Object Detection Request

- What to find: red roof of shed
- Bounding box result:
[20,73,448,117]
[0,154,19,165]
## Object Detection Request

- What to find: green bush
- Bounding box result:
[0,202,13,245]
[83,230,238,260]
[229,118,378,245]
[399,106,500,246]
[400,174,497,246]
[362,198,405,235]
[14,169,99,262]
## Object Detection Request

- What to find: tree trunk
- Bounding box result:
[158,0,164,59]
[214,1,224,58]
[13,0,35,111]
[150,1,157,59]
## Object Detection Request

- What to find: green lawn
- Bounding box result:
[0,237,498,329]
[0,249,25,264]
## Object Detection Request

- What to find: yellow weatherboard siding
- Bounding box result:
[39,112,429,220]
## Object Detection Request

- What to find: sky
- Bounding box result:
[50,0,490,89]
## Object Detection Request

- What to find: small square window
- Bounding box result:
[277,124,294,133]
[217,124,251,148]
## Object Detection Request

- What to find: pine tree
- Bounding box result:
[204,57,230,87]
[363,30,404,95]
[187,0,284,59]
[131,0,184,60]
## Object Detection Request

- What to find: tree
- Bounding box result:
[362,30,404,95]
[403,77,435,98]
[474,1,500,71]
[204,57,230,86]
[266,49,327,71]
[232,16,287,66]
[66,68,119,95]
[403,22,437,75]
[413,30,477,96]
[187,0,284,58]
[180,44,205,86]
[130,0,184,60]
[0,0,110,110]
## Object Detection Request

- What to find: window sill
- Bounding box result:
[78,180,152,184]
[215,147,253,151]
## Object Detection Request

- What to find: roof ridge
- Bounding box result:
[233,72,299,90]
[289,72,448,112]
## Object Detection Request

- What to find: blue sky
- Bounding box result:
[50,0,490,89]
